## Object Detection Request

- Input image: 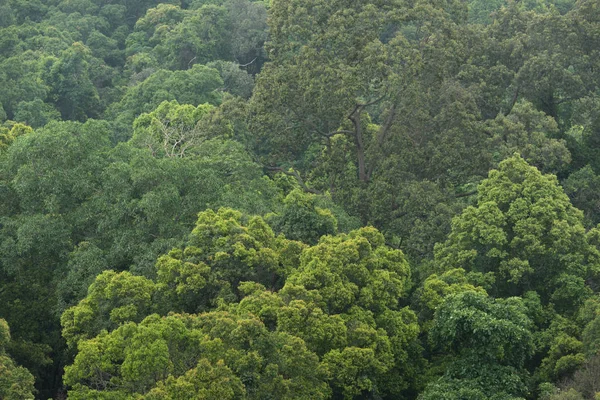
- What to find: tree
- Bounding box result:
[207,60,255,99]
[131,100,217,158]
[0,120,112,396]
[0,122,32,152]
[158,4,232,70]
[239,227,424,398]
[64,312,329,399]
[62,212,423,399]
[0,51,50,120]
[126,0,267,74]
[483,100,571,174]
[0,118,279,396]
[61,207,303,346]
[421,291,534,400]
[13,99,61,128]
[434,155,597,313]
[44,42,101,121]
[107,64,223,141]
[563,166,600,228]
[61,270,157,348]
[248,0,488,261]
[225,0,267,71]
[182,208,302,299]
[0,319,36,400]
[412,267,491,330]
[266,189,337,245]
[250,0,423,182]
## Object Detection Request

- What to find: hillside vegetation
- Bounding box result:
[1,0,600,399]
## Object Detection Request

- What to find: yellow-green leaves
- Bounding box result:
[145,359,244,400]
[65,312,329,400]
[62,210,419,399]
[0,123,32,153]
[233,226,421,398]
[156,249,210,298]
[61,270,156,347]
[290,227,410,314]
[434,155,593,312]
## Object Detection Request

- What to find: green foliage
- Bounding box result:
[286,227,410,314]
[412,268,491,329]
[0,118,279,396]
[13,99,60,128]
[56,242,109,317]
[131,100,218,158]
[207,60,255,99]
[548,389,586,400]
[126,0,266,72]
[155,207,303,311]
[430,291,534,367]
[267,189,337,245]
[64,312,329,399]
[422,291,534,400]
[563,354,600,399]
[1,0,600,397]
[538,333,585,382]
[484,101,571,174]
[188,208,302,288]
[61,270,157,348]
[62,216,422,399]
[0,122,32,152]
[60,208,302,346]
[579,296,600,357]
[225,0,268,73]
[0,319,35,400]
[531,313,585,386]
[434,155,595,312]
[564,166,600,227]
[271,227,421,398]
[0,51,50,120]
[251,0,423,174]
[44,42,101,121]
[108,64,223,141]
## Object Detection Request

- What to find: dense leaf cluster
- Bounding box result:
[1,0,600,399]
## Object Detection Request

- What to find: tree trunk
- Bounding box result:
[349,107,368,182]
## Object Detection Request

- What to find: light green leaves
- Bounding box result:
[434,155,593,312]
[65,312,329,400]
[61,270,156,347]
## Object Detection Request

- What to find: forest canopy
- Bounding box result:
[1,0,600,399]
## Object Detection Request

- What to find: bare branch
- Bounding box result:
[239,57,257,67]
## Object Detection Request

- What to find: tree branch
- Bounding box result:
[239,57,257,67]
[504,85,520,116]
[455,190,477,198]
[348,104,368,182]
